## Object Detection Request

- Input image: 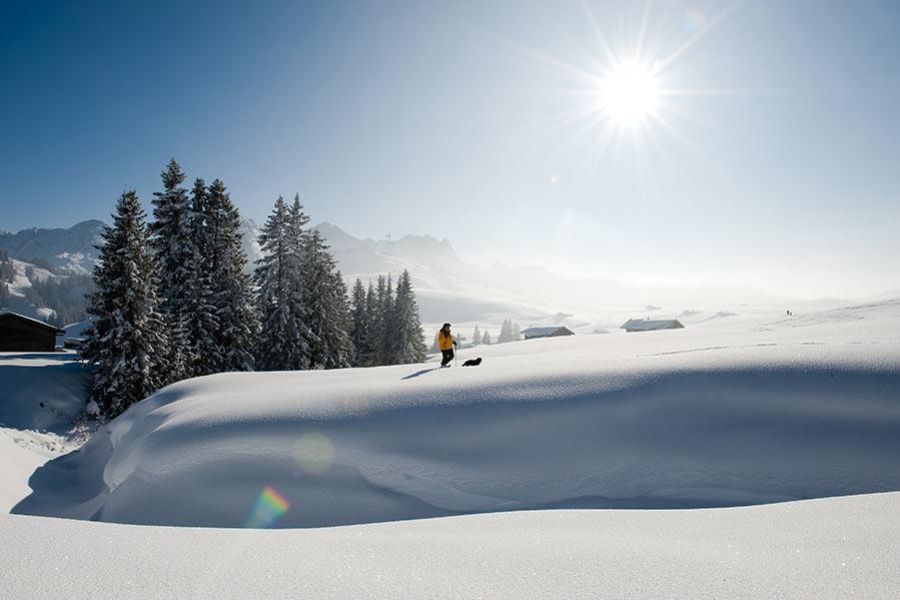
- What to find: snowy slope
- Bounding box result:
[14,300,900,528]
[3,303,899,598]
[2,492,898,600]
[0,258,59,321]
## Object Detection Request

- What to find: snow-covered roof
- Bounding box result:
[520,326,575,338]
[621,318,684,332]
[0,311,65,334]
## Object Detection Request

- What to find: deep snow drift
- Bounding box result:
[14,300,900,528]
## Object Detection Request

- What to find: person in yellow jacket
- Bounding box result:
[437,322,458,367]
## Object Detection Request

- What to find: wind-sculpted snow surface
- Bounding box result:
[15,302,900,527]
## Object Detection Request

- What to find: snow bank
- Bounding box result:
[14,301,900,528]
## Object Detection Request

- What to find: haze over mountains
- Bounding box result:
[1,219,850,330]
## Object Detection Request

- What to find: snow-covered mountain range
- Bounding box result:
[0,220,104,275]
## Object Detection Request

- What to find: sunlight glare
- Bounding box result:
[597,60,661,126]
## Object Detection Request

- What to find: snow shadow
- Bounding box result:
[402,367,443,380]
[0,357,89,433]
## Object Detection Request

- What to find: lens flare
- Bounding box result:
[293,432,335,475]
[684,7,708,34]
[243,486,290,528]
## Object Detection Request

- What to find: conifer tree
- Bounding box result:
[364,280,380,365]
[183,178,219,375]
[303,230,353,369]
[370,275,388,364]
[350,278,369,367]
[83,190,168,417]
[204,179,257,372]
[254,194,317,370]
[472,325,482,346]
[482,330,491,345]
[392,269,427,363]
[383,273,397,363]
[255,197,304,370]
[150,159,195,381]
[498,318,514,343]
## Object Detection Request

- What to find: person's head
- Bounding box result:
[442,322,451,334]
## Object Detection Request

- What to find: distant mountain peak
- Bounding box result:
[0,220,105,274]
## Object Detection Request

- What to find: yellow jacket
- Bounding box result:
[437,331,455,351]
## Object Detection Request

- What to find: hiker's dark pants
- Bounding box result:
[441,348,454,366]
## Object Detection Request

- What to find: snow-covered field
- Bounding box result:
[2,300,899,598]
[3,493,898,599]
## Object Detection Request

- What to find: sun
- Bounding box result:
[496,1,743,151]
[596,60,661,126]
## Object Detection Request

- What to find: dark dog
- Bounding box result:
[462,357,482,367]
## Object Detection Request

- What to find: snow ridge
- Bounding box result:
[14,341,900,527]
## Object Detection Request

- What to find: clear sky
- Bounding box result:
[2,0,899,299]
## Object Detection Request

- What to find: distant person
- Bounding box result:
[437,323,458,367]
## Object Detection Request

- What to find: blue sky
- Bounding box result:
[2,0,899,298]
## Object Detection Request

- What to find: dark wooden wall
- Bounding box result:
[0,318,58,351]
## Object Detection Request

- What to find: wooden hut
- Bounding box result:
[0,312,64,351]
[520,326,575,340]
[621,318,685,333]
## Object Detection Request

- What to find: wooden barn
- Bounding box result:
[520,326,575,340]
[0,312,64,351]
[621,318,685,333]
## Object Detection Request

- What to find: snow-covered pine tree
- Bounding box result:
[255,197,301,370]
[370,275,388,365]
[325,267,355,368]
[364,280,380,366]
[472,325,482,346]
[350,278,369,367]
[511,321,521,342]
[498,318,514,343]
[183,178,219,376]
[204,179,257,372]
[303,229,353,369]
[255,195,316,370]
[284,194,315,366]
[381,273,396,364]
[82,190,169,417]
[150,159,195,381]
[482,330,491,345]
[392,269,427,364]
